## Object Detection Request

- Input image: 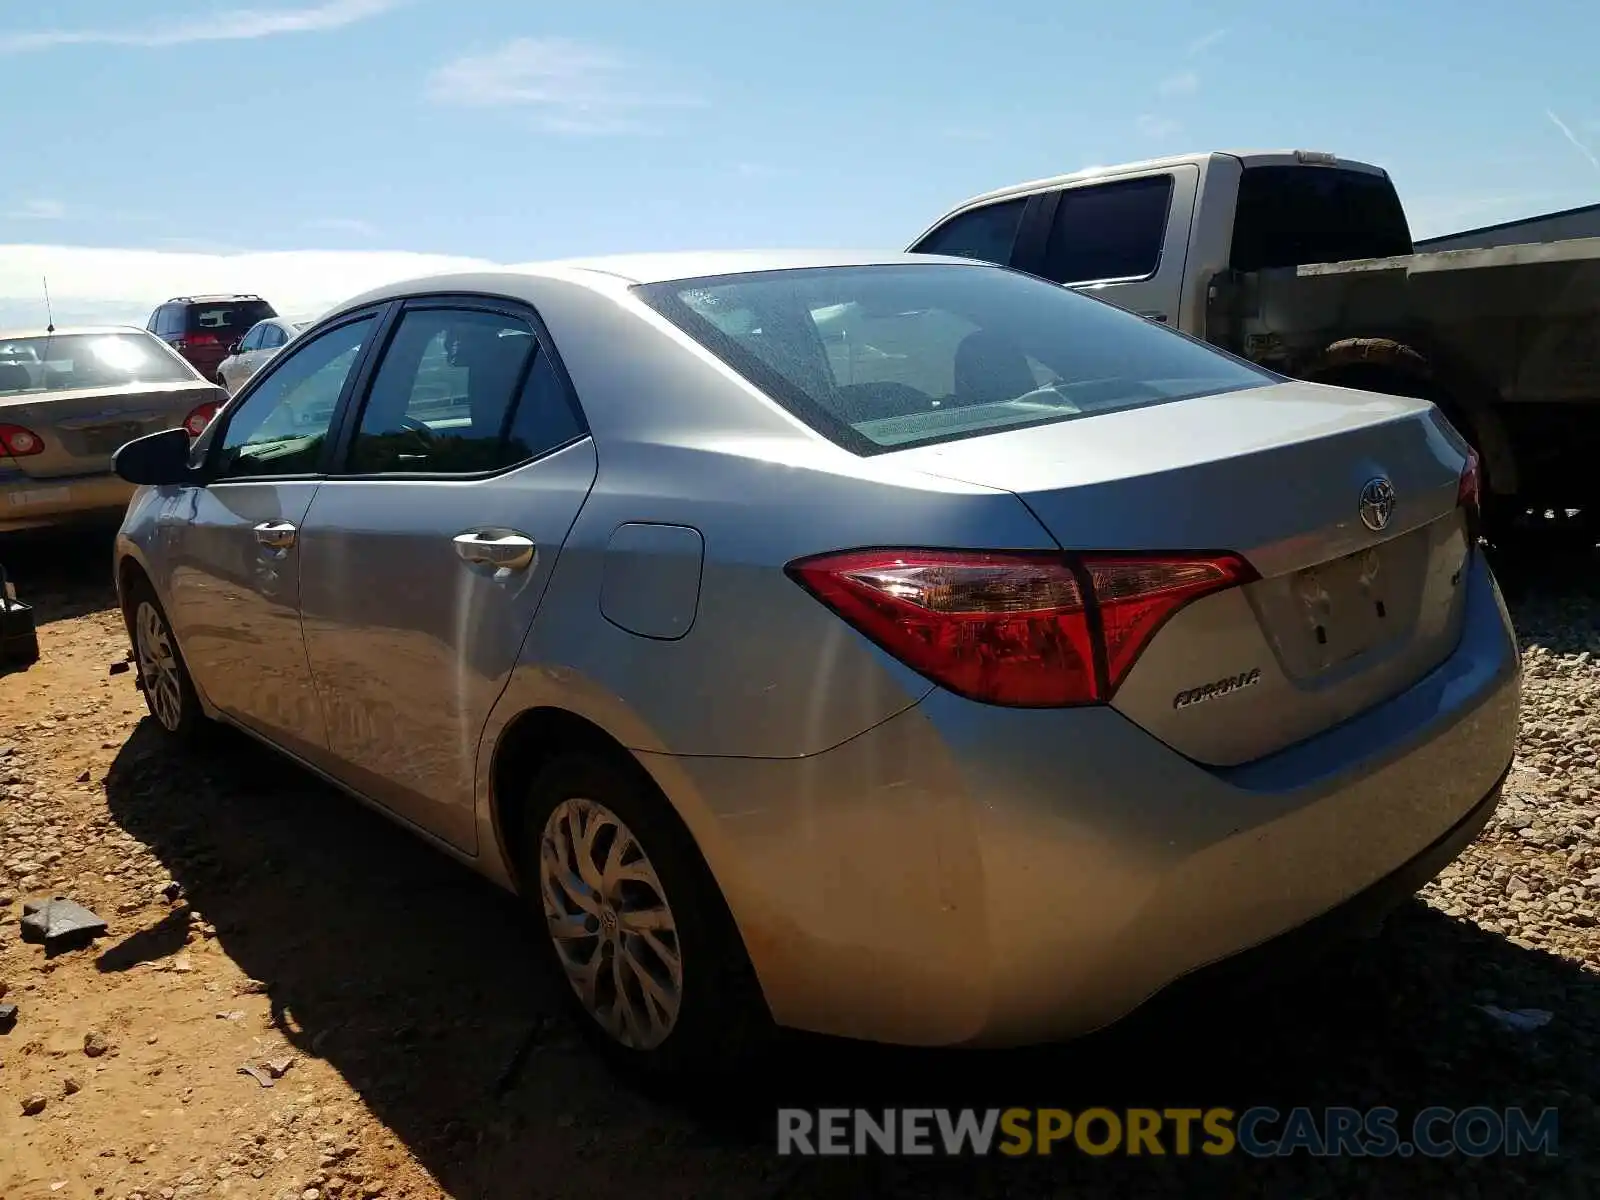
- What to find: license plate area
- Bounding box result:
[1250,524,1434,682]
[1290,546,1393,671]
[79,422,145,455]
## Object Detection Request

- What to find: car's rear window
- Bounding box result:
[1229,167,1413,271]
[186,301,275,335]
[0,332,197,395]
[636,263,1275,454]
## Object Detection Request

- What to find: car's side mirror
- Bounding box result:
[114,428,198,487]
[228,340,242,355]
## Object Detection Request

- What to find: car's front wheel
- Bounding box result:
[125,578,205,740]
[518,751,771,1080]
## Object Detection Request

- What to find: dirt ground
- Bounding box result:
[3,524,1600,1199]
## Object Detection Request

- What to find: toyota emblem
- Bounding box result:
[1359,477,1396,532]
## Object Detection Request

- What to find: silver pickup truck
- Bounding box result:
[910,150,1600,541]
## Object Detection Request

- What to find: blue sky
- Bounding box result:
[1,0,1596,322]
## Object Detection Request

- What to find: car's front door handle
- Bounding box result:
[253,521,297,550]
[453,529,536,572]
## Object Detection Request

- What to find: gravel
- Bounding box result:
[1,540,1598,1198]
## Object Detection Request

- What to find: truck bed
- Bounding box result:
[1206,235,1600,506]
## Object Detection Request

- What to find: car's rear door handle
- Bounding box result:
[453,529,536,572]
[253,521,297,550]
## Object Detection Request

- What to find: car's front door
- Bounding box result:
[161,311,383,762]
[296,299,596,852]
[222,324,262,392]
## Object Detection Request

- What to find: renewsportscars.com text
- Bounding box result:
[776,1106,1559,1158]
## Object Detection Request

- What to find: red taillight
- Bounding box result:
[0,423,45,457]
[1457,448,1482,541]
[788,548,1256,707]
[185,332,219,347]
[1457,448,1481,514]
[183,401,221,437]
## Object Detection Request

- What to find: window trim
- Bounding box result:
[323,292,591,483]
[203,304,393,486]
[1035,172,1177,287]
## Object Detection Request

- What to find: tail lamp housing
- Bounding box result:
[183,400,222,438]
[787,547,1257,708]
[1457,447,1482,541]
[0,424,45,457]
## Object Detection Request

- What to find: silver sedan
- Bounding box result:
[110,250,1519,1080]
[216,316,312,395]
[1,327,225,532]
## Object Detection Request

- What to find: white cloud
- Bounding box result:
[5,199,66,220]
[1137,114,1181,140]
[0,243,497,330]
[1546,110,1600,173]
[1186,29,1225,56]
[0,0,402,53]
[427,37,700,135]
[304,216,380,238]
[1158,70,1199,98]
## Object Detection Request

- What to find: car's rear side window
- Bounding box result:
[636,263,1273,455]
[1039,174,1174,285]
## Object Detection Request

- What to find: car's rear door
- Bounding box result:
[159,309,384,762]
[295,296,597,853]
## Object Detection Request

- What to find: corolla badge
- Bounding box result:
[1359,476,1396,532]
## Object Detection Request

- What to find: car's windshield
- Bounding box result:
[637,263,1275,454]
[0,332,197,396]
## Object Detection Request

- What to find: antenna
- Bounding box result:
[42,276,55,333]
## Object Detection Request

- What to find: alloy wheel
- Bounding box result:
[135,600,184,732]
[539,797,684,1050]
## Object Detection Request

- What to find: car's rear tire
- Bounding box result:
[124,577,206,742]
[516,751,772,1082]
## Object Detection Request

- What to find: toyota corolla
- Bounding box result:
[109,251,1519,1079]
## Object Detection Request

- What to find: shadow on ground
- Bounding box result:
[20,522,1600,1196]
[0,522,122,625]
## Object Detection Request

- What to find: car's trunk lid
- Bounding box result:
[888,379,1475,764]
[0,381,219,479]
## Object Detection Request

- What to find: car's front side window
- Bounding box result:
[214,316,376,479]
[344,307,583,475]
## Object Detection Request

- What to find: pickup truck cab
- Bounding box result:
[911,150,1600,537]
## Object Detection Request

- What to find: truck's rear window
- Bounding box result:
[636,263,1274,455]
[187,301,275,335]
[1229,166,1413,272]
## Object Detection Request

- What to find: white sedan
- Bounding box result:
[216,316,310,394]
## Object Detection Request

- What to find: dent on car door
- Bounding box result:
[162,312,381,762]
[296,301,596,853]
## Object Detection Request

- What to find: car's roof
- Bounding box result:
[327,249,979,316]
[163,294,266,304]
[0,324,153,340]
[533,249,958,284]
[930,150,1388,214]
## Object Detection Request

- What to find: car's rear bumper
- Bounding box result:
[640,550,1520,1047]
[0,470,136,532]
